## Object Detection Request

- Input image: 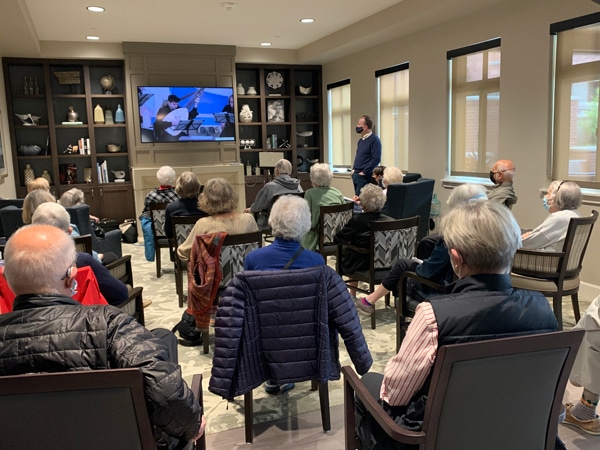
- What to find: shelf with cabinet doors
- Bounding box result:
[2,58,134,222]
[235,64,323,185]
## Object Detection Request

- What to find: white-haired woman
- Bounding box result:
[177,178,258,263]
[244,194,325,395]
[246,195,324,271]
[301,163,345,251]
[335,184,390,297]
[522,180,582,251]
[355,184,487,315]
[139,166,179,261]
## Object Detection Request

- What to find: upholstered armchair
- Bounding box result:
[66,204,122,257]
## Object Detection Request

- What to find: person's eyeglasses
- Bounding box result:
[61,261,76,280]
[491,168,515,174]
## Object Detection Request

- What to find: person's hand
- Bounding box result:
[359,172,365,176]
[352,195,360,203]
[522,231,531,239]
[90,215,100,222]
[193,416,206,441]
[244,207,251,213]
[171,118,180,127]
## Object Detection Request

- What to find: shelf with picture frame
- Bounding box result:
[235,63,323,190]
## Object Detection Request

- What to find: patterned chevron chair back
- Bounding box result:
[372,218,419,270]
[322,204,353,245]
[219,231,263,287]
[150,204,168,238]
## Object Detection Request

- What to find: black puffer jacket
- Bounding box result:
[209,266,373,399]
[0,294,201,441]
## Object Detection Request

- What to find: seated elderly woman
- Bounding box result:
[59,188,99,222]
[22,189,56,224]
[335,184,391,297]
[139,166,179,262]
[177,177,258,263]
[164,171,207,240]
[301,163,346,251]
[244,194,324,394]
[382,166,404,195]
[174,177,259,345]
[354,200,559,450]
[245,195,324,271]
[521,180,582,251]
[355,183,488,316]
[26,177,50,193]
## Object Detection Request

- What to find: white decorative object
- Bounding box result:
[239,104,253,123]
[246,86,257,95]
[266,71,284,90]
[237,83,245,95]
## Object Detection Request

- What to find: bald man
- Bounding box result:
[488,159,518,209]
[0,225,205,446]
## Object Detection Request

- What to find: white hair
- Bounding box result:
[441,201,521,274]
[268,195,311,242]
[32,202,71,232]
[157,166,176,185]
[447,184,488,209]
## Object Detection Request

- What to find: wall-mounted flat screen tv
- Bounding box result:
[138,86,235,143]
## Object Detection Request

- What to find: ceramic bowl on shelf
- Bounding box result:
[106,144,122,153]
[17,145,43,156]
[298,86,312,95]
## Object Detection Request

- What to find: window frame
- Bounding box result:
[447,38,502,178]
[327,79,352,170]
[376,63,409,171]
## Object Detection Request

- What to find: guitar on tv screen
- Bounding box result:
[138,86,236,142]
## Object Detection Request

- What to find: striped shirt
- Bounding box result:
[380,302,438,405]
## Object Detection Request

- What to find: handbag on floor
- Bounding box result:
[119,219,138,243]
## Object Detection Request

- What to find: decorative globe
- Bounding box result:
[99,75,116,93]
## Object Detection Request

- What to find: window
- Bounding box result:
[552,12,600,187]
[448,39,501,177]
[376,63,409,170]
[327,79,351,168]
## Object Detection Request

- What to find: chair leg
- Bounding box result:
[384,292,390,307]
[553,294,563,331]
[571,292,581,323]
[311,379,318,391]
[155,243,162,278]
[202,328,209,355]
[318,382,331,432]
[244,391,253,443]
[343,377,360,450]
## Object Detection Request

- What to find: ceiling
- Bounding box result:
[0,0,508,63]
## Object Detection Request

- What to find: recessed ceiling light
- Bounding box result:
[86,36,100,40]
[300,18,315,23]
[260,42,272,46]
[86,6,105,12]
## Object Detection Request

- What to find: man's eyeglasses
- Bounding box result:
[61,261,76,280]
[491,168,515,174]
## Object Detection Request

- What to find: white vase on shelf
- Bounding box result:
[246,86,257,95]
[237,83,245,95]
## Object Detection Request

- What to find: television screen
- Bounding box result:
[138,86,235,143]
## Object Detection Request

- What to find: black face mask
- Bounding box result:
[355,126,364,134]
[489,171,497,184]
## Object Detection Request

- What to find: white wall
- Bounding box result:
[323,0,600,284]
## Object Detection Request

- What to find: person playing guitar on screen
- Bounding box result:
[153,90,202,141]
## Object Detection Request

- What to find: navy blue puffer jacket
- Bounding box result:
[209,265,372,399]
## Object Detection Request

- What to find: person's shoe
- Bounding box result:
[563,402,600,435]
[264,381,295,395]
[355,297,375,316]
[143,299,152,308]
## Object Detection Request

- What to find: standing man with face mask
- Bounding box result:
[487,159,518,209]
[351,115,382,196]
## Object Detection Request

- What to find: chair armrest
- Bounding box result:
[115,286,144,326]
[191,374,206,450]
[104,255,133,285]
[398,271,445,316]
[511,249,563,277]
[341,366,425,446]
